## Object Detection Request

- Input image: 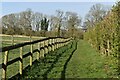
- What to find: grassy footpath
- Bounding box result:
[11,40,118,79]
[66,40,118,78]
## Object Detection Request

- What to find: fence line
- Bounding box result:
[0,36,72,79]
[1,34,45,45]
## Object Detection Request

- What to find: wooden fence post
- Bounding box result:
[57,38,58,48]
[47,40,49,53]
[55,39,57,50]
[61,38,63,47]
[57,38,58,49]
[48,39,50,53]
[67,39,69,44]
[2,51,9,79]
[19,47,23,76]
[41,41,45,58]
[59,38,61,47]
[29,35,32,42]
[30,44,33,66]
[56,38,57,49]
[60,38,62,47]
[64,39,65,46]
[66,39,67,45]
[63,39,64,46]
[37,42,40,60]
[11,35,14,45]
[52,39,55,51]
[58,38,60,48]
[44,40,46,54]
[55,39,56,50]
[64,39,66,46]
[61,39,62,47]
[56,38,58,49]
[66,39,68,45]
[51,39,52,51]
[54,39,55,50]
[39,42,42,58]
[48,39,51,52]
[45,40,47,54]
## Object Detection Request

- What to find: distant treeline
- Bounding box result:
[1,9,83,39]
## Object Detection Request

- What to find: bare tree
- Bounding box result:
[32,12,43,31]
[2,13,20,34]
[55,10,64,37]
[85,3,107,27]
[18,9,33,35]
[65,11,81,38]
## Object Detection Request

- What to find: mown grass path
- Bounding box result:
[66,40,108,78]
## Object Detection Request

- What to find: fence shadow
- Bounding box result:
[9,41,76,79]
[9,42,72,79]
[42,44,72,79]
[61,41,77,80]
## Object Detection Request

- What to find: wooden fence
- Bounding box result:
[0,34,45,45]
[0,36,72,79]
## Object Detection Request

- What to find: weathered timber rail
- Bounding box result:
[0,37,72,79]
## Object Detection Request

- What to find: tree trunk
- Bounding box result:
[57,25,60,37]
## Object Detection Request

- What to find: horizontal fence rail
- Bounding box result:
[0,36,72,79]
[1,34,45,46]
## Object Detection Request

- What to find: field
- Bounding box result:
[22,40,76,79]
[1,34,44,47]
[25,40,118,78]
[1,34,46,78]
[14,40,118,79]
[1,35,118,79]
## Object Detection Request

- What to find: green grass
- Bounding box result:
[65,40,107,78]
[1,35,73,79]
[65,40,118,78]
[20,41,76,79]
[1,43,40,78]
[1,38,118,79]
[1,36,45,78]
[2,35,42,47]
[21,40,118,79]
